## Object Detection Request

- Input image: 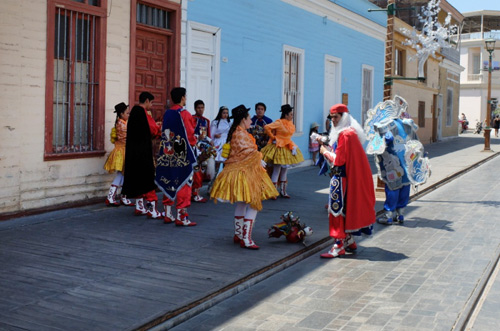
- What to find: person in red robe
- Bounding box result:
[319,104,376,258]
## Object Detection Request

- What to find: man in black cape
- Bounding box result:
[122,91,162,218]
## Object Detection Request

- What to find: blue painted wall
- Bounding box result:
[187,0,386,155]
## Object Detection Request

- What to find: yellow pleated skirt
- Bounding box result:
[210,152,278,211]
[261,144,304,165]
[104,146,125,173]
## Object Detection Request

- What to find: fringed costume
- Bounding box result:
[210,126,278,211]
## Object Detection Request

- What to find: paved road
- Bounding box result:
[0,133,499,330]
[170,147,500,331]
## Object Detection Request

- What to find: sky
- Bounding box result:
[447,0,500,13]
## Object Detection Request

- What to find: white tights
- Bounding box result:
[234,202,258,220]
[111,171,124,186]
[271,165,288,183]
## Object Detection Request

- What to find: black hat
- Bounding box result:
[280,104,293,113]
[114,102,128,114]
[230,104,250,119]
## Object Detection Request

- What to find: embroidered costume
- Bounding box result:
[250,114,273,151]
[104,118,127,173]
[210,126,278,211]
[260,104,304,199]
[320,104,376,259]
[104,102,135,207]
[191,113,211,202]
[261,119,304,165]
[210,104,279,250]
[159,99,198,227]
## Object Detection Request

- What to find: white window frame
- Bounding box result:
[361,64,374,126]
[282,44,305,134]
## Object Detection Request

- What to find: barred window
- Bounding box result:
[362,65,374,125]
[137,3,170,30]
[45,0,107,159]
[283,45,304,132]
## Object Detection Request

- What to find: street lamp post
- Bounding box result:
[484,38,496,151]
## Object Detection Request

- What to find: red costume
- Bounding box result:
[320,104,375,258]
[323,127,376,237]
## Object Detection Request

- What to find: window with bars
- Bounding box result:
[136,3,170,30]
[283,46,304,130]
[45,0,106,158]
[361,66,374,125]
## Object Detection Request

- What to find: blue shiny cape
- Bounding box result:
[155,108,197,200]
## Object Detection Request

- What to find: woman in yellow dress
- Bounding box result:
[260,104,304,198]
[210,105,278,249]
[104,102,133,206]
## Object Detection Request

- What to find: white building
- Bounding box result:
[457,10,500,128]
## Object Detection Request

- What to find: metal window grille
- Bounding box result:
[72,0,100,6]
[53,7,98,153]
[136,3,169,30]
[362,68,373,125]
[284,50,300,124]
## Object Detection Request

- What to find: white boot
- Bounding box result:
[146,201,162,219]
[233,217,244,243]
[377,210,394,225]
[134,198,147,216]
[344,234,357,252]
[120,194,134,206]
[105,185,120,206]
[240,219,259,249]
[175,208,197,227]
[279,181,290,198]
[162,205,176,224]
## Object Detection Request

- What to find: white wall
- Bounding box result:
[0,0,132,214]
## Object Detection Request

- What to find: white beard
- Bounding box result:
[328,113,366,145]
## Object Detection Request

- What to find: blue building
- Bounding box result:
[183,0,387,156]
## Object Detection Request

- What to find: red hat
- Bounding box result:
[330,104,349,114]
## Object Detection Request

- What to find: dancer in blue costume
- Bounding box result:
[364,96,431,225]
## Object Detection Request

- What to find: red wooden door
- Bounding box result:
[135,29,170,122]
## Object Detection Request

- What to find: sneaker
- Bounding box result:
[377,211,393,225]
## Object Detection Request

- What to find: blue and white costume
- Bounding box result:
[364,96,431,224]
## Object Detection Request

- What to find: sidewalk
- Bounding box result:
[0,133,498,330]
